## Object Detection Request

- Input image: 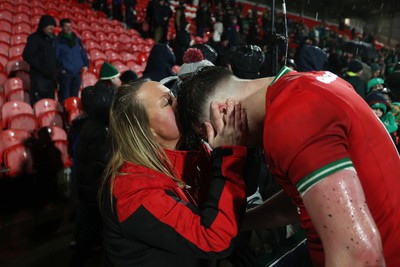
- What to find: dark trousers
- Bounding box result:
[58,72,82,104]
[112,3,123,21]
[70,202,102,267]
[30,77,56,106]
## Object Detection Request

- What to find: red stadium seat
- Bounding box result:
[121,51,136,64]
[12,23,31,35]
[7,89,30,104]
[8,113,39,132]
[112,62,129,74]
[53,140,72,167]
[81,73,98,88]
[31,15,42,28]
[0,32,11,44]
[38,126,67,141]
[81,30,96,42]
[1,100,33,129]
[8,45,25,60]
[90,23,103,33]
[0,129,31,163]
[0,2,13,12]
[38,110,64,128]
[3,143,34,177]
[5,60,30,76]
[13,5,30,15]
[64,96,82,113]
[33,98,63,118]
[108,33,119,44]
[96,32,108,43]
[101,41,115,52]
[0,10,13,23]
[0,55,8,71]
[106,51,122,62]
[0,21,12,34]
[85,40,102,51]
[77,21,91,32]
[31,0,44,7]
[89,49,107,62]
[0,93,4,108]
[3,77,24,98]
[10,33,28,46]
[13,13,30,24]
[0,42,9,57]
[67,109,84,124]
[31,6,45,16]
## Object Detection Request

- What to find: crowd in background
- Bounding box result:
[1,0,400,266]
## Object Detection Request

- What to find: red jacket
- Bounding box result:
[102,146,247,267]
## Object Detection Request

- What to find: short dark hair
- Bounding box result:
[60,18,72,27]
[178,66,232,136]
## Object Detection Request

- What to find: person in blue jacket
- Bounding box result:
[55,18,90,104]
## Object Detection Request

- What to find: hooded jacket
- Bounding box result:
[23,15,58,81]
[143,44,176,82]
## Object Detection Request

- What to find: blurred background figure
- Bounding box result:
[229,45,265,79]
[55,18,90,104]
[99,62,121,87]
[23,15,58,105]
[143,44,176,81]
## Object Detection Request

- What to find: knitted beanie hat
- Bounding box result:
[100,62,120,80]
[348,60,363,73]
[370,103,387,114]
[370,63,381,73]
[178,48,214,78]
[367,77,384,92]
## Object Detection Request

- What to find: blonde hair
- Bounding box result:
[99,78,186,208]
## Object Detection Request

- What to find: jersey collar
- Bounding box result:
[269,66,292,86]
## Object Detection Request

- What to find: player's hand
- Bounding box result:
[81,66,88,74]
[204,100,248,148]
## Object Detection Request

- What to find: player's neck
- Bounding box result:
[240,77,274,147]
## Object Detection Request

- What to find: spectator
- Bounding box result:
[196,3,209,37]
[23,15,57,105]
[229,45,265,79]
[70,82,114,267]
[178,66,400,267]
[152,0,172,43]
[143,44,176,82]
[370,63,382,78]
[190,43,218,64]
[120,70,138,85]
[99,62,121,87]
[55,19,90,104]
[295,45,327,72]
[365,91,398,142]
[112,0,123,21]
[342,59,367,98]
[125,0,137,29]
[366,77,384,95]
[99,79,248,266]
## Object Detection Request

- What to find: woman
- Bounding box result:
[100,78,248,267]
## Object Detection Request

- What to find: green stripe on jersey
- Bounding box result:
[296,158,354,198]
[270,66,292,86]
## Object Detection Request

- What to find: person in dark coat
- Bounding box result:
[342,59,367,98]
[70,82,114,267]
[23,15,57,105]
[295,44,328,72]
[143,44,176,82]
[125,0,137,29]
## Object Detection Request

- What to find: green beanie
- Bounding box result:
[100,62,119,80]
[371,102,387,114]
[367,78,384,93]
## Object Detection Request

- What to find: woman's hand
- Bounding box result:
[204,100,248,148]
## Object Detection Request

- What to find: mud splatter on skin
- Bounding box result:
[328,214,332,217]
[323,225,327,229]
